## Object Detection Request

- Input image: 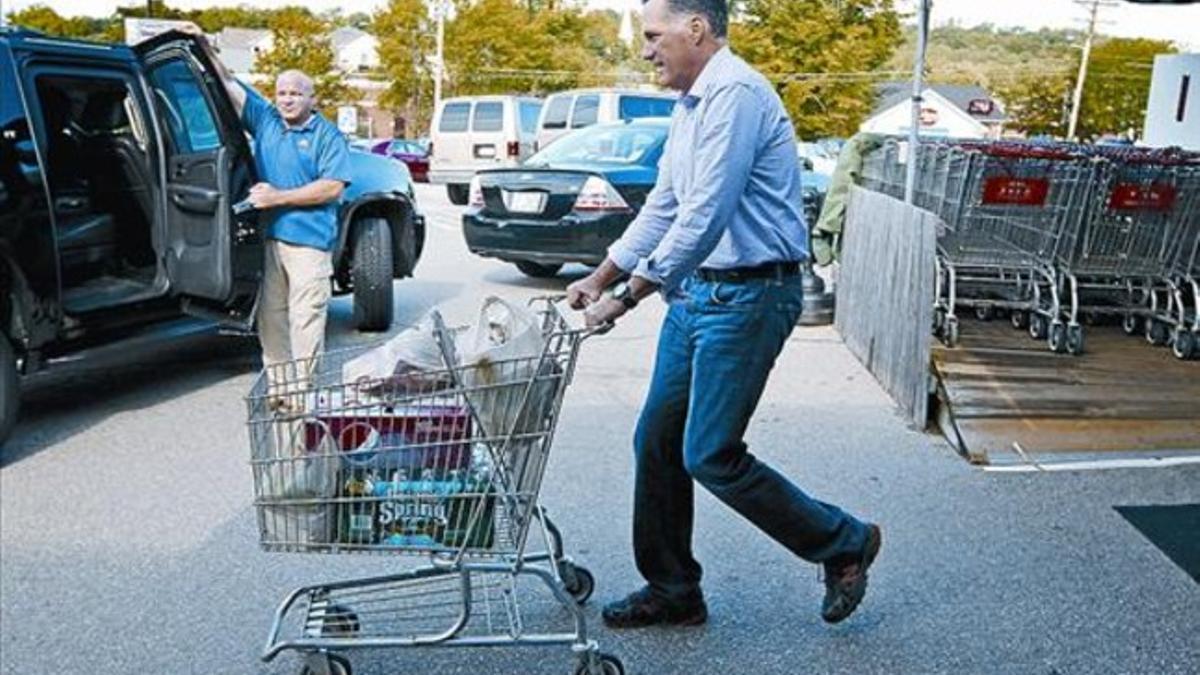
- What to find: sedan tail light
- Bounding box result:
[468,175,484,208]
[573,176,631,212]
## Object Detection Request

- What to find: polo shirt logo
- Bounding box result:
[297,138,311,150]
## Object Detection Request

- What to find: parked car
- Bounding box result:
[428,95,543,205]
[535,88,676,151]
[370,138,430,182]
[463,118,832,278]
[463,119,669,277]
[0,27,424,445]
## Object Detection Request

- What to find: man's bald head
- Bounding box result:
[274,70,317,126]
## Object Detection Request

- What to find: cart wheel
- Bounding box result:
[300,653,352,675]
[944,317,960,347]
[1048,323,1068,354]
[1172,330,1197,360]
[1066,325,1085,356]
[559,561,595,604]
[1146,320,1171,346]
[321,606,360,637]
[574,653,625,675]
[1029,314,1049,340]
[973,306,993,321]
[1122,314,1141,336]
[1010,311,1029,330]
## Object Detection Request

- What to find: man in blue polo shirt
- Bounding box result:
[204,46,351,405]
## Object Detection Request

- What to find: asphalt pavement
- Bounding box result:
[1,182,1197,675]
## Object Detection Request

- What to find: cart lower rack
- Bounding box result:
[245,298,622,675]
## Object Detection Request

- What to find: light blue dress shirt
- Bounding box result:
[607,46,809,297]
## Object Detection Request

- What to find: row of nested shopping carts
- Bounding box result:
[860,137,1200,359]
[245,298,624,675]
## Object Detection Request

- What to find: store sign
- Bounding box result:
[981,176,1050,206]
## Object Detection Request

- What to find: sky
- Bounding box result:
[6,0,1200,50]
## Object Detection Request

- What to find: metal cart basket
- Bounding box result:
[246,298,622,675]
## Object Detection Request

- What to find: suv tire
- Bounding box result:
[515,261,563,278]
[0,334,19,447]
[447,184,469,206]
[352,217,395,332]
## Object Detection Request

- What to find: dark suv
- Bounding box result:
[0,28,425,445]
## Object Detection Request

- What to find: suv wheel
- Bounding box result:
[352,217,395,332]
[447,184,469,206]
[515,261,563,278]
[0,334,19,447]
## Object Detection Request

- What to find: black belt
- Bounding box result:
[695,261,802,283]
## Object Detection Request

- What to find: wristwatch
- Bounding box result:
[611,281,639,309]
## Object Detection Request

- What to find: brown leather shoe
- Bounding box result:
[821,523,882,623]
[601,586,707,629]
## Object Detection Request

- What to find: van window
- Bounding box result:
[519,101,542,134]
[571,95,600,128]
[619,96,675,120]
[473,102,504,132]
[542,95,571,130]
[439,102,471,132]
[145,60,220,153]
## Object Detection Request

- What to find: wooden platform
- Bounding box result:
[932,318,1200,464]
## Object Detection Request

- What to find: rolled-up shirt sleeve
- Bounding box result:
[635,86,762,292]
[607,137,677,274]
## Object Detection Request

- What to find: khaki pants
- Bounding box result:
[258,240,333,395]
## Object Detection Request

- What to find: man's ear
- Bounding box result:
[688,14,707,44]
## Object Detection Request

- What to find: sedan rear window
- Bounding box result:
[527,124,667,166]
[439,102,470,132]
[619,96,676,121]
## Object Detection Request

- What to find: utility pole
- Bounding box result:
[434,0,446,113]
[1067,0,1115,141]
[904,0,930,204]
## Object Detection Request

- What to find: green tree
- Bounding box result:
[254,8,355,116]
[445,0,617,96]
[185,6,274,32]
[7,4,112,40]
[1075,37,1174,140]
[995,71,1073,137]
[373,0,436,135]
[732,0,903,139]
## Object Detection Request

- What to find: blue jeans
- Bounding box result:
[633,274,870,602]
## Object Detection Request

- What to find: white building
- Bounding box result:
[214,27,273,78]
[860,83,1007,140]
[1143,53,1199,151]
[330,27,381,73]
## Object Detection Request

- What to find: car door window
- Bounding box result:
[472,102,504,132]
[542,95,571,130]
[571,95,600,128]
[146,59,220,154]
[439,102,470,132]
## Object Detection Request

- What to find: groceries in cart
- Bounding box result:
[247,297,621,675]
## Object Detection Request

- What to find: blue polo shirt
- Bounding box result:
[239,83,351,251]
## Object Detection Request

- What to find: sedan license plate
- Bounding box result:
[504,191,545,214]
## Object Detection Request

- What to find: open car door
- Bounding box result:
[134,32,261,331]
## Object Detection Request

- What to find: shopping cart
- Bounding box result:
[1052,150,1200,355]
[245,298,622,675]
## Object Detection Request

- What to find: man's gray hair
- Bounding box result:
[645,0,729,39]
[276,69,315,95]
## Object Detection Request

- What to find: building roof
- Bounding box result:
[873,82,1008,123]
[329,26,372,50]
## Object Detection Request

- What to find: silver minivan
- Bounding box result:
[428,95,543,205]
[535,88,677,151]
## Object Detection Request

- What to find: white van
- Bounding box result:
[535,88,677,151]
[429,95,543,205]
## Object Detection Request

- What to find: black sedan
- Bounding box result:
[462,119,669,277]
